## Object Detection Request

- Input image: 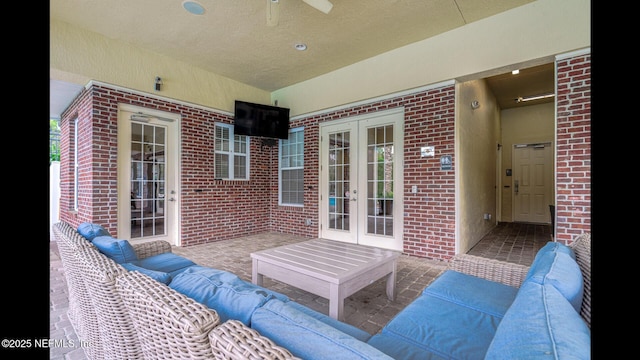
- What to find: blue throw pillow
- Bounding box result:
[77,222,111,242]
[121,262,172,284]
[92,236,138,264]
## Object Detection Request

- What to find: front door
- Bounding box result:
[513,143,553,223]
[117,105,180,245]
[319,108,404,251]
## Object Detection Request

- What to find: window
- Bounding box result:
[73,117,79,211]
[279,127,304,206]
[214,123,249,180]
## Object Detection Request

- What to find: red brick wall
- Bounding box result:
[555,53,591,244]
[59,55,590,258]
[59,83,457,258]
[281,85,457,259]
[59,85,272,244]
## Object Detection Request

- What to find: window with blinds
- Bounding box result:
[279,128,304,206]
[214,123,249,180]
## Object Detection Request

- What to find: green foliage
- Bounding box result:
[50,119,61,163]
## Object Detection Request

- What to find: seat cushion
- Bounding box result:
[286,301,371,342]
[368,269,518,359]
[169,265,288,325]
[91,236,138,263]
[131,252,197,278]
[251,299,393,360]
[77,222,111,242]
[422,270,519,318]
[121,262,172,284]
[371,292,502,359]
[485,281,591,359]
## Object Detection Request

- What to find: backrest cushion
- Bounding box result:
[525,241,583,312]
[92,236,138,264]
[169,265,289,325]
[131,253,196,278]
[485,281,590,359]
[77,222,111,242]
[121,262,172,284]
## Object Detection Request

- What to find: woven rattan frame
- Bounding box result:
[54,222,106,359]
[116,270,221,359]
[448,253,530,288]
[569,233,591,328]
[77,245,143,359]
[54,221,179,359]
[209,320,300,360]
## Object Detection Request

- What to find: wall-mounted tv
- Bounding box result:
[234,100,290,139]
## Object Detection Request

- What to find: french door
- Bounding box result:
[319,108,404,251]
[117,105,180,245]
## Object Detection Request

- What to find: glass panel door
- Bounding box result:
[130,122,166,238]
[320,108,404,251]
[328,131,351,232]
[366,125,394,236]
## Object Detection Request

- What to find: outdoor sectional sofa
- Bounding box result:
[53,220,591,359]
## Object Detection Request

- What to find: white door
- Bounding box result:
[319,108,404,251]
[513,143,553,224]
[117,105,180,245]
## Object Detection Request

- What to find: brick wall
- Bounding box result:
[60,85,273,244]
[59,54,590,258]
[555,53,591,244]
[283,85,458,259]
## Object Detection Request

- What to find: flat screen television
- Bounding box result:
[234,100,290,139]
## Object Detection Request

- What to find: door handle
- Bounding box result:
[514,180,519,195]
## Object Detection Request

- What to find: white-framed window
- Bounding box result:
[73,117,79,211]
[279,127,304,206]
[214,123,249,180]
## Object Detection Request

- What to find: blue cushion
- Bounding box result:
[525,242,584,312]
[169,266,288,325]
[91,236,138,264]
[371,292,501,359]
[285,301,372,342]
[422,270,519,318]
[485,281,590,359]
[251,299,393,360]
[131,253,197,278]
[77,222,111,241]
[121,262,172,284]
[367,333,446,360]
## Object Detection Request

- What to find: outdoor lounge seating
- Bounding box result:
[54,220,591,359]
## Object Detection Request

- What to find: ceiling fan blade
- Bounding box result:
[303,0,333,14]
[267,0,280,27]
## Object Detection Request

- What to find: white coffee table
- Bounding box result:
[251,239,400,321]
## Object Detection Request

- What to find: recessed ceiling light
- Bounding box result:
[294,43,307,51]
[183,1,205,15]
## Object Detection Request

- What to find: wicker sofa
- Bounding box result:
[54,220,591,359]
[368,234,591,359]
[53,221,299,359]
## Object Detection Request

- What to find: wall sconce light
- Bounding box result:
[471,100,480,110]
[154,77,163,92]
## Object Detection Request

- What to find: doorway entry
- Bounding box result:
[512,142,553,224]
[117,105,180,245]
[319,108,404,251]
